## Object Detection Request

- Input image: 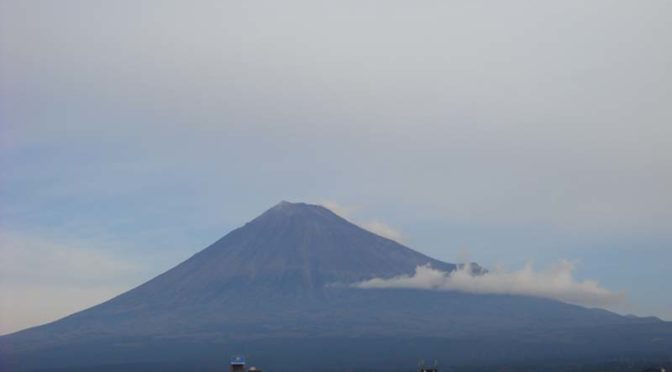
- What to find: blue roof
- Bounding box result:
[230,355,246,365]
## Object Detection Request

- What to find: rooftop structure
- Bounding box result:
[230,355,245,372]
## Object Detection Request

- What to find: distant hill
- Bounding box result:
[1,201,671,371]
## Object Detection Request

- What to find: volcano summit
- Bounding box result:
[1,202,671,371]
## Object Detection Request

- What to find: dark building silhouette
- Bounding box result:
[230,355,245,372]
[419,360,439,372]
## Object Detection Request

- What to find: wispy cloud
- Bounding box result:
[353,262,624,307]
[320,200,356,220]
[321,200,406,243]
[361,220,406,243]
[0,231,141,335]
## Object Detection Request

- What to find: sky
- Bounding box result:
[1,0,671,334]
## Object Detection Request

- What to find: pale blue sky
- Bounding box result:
[1,0,671,334]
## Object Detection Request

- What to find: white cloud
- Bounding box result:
[361,220,406,243]
[353,261,624,307]
[321,201,406,243]
[0,231,141,335]
[320,200,355,220]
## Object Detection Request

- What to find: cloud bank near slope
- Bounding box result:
[353,261,624,307]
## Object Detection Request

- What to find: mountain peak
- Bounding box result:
[270,200,319,212]
[252,200,342,225]
[271,200,329,211]
[274,200,298,208]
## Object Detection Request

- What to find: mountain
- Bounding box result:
[1,202,671,371]
[123,200,462,302]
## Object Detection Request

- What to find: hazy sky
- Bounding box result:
[1,0,671,334]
